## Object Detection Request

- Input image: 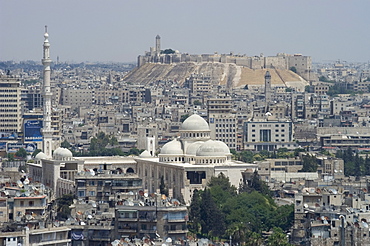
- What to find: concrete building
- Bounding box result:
[0,76,23,134]
[207,94,237,150]
[243,119,297,151]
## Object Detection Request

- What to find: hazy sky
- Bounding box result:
[2,0,370,63]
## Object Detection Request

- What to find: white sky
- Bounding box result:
[1,0,370,63]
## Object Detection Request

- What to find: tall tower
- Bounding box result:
[264,71,272,106]
[42,26,53,157]
[155,35,161,54]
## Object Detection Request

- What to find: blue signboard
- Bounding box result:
[0,132,17,140]
[24,120,43,142]
[7,143,36,153]
[0,142,6,151]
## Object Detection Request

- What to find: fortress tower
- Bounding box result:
[41,26,53,157]
[155,35,161,55]
[264,70,272,105]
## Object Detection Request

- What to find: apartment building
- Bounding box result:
[207,95,237,150]
[0,76,23,134]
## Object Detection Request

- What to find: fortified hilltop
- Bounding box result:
[124,36,310,89]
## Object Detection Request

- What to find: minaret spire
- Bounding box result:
[42,26,53,158]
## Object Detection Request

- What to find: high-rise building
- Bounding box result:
[207,94,237,150]
[0,76,23,134]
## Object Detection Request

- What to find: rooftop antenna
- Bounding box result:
[45,25,48,33]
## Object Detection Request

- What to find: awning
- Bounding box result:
[72,231,84,240]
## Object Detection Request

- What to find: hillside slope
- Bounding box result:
[123,62,307,89]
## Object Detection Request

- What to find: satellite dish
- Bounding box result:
[144,193,148,198]
[17,180,23,188]
[15,191,21,197]
[25,191,30,197]
[26,214,33,220]
[15,216,21,222]
[23,178,30,185]
[166,238,172,243]
[90,169,95,176]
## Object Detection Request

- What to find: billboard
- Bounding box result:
[24,120,43,142]
[7,143,37,153]
[0,142,6,151]
[0,132,17,140]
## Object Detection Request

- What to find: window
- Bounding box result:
[89,191,96,196]
[78,190,86,197]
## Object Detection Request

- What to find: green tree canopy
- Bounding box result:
[16,148,27,159]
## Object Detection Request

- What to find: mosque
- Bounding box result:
[136,113,257,203]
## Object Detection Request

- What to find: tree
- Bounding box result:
[193,100,202,105]
[200,189,225,238]
[188,189,202,234]
[289,66,297,73]
[7,153,15,161]
[56,194,75,220]
[267,227,292,246]
[32,149,42,158]
[15,148,27,159]
[61,140,71,149]
[300,154,318,172]
[161,49,175,54]
[180,114,190,123]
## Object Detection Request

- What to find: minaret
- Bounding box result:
[42,26,53,158]
[264,71,272,106]
[155,35,161,55]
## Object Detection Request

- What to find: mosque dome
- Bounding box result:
[196,140,225,157]
[160,139,183,155]
[59,148,73,158]
[181,114,209,131]
[185,141,204,155]
[139,150,152,158]
[53,147,73,159]
[214,140,231,155]
[53,147,63,157]
[35,152,47,160]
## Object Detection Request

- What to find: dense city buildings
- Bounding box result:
[4,31,370,245]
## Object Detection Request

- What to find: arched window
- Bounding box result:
[126,167,134,173]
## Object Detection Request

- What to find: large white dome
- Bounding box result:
[160,139,183,155]
[196,140,225,157]
[185,141,204,155]
[181,114,209,131]
[214,140,230,154]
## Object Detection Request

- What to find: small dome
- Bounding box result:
[139,150,152,158]
[181,114,209,131]
[160,139,183,155]
[53,147,72,159]
[59,148,73,158]
[53,147,64,157]
[196,140,225,157]
[35,152,47,160]
[185,141,204,155]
